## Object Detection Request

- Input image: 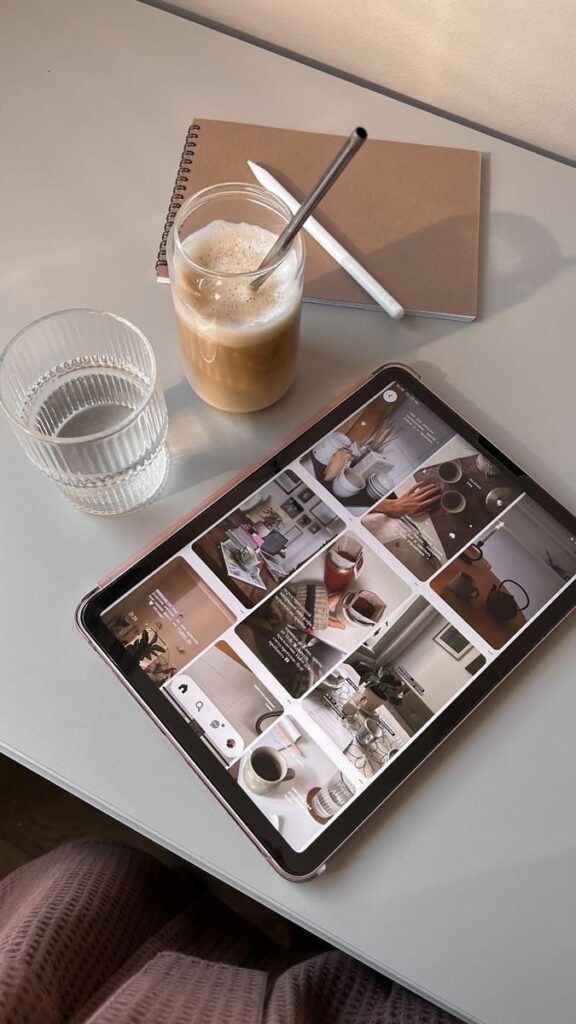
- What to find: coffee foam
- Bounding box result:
[178,220,299,329]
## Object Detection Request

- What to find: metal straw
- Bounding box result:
[251,126,367,290]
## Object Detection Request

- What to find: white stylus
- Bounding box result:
[247,160,405,320]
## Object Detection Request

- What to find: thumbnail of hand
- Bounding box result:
[381,483,441,518]
[327,591,346,629]
[323,448,353,482]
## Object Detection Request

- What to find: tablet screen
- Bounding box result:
[101,380,576,853]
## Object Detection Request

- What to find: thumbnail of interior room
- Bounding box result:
[431,496,576,648]
[316,597,487,743]
[193,470,344,607]
[103,557,235,682]
[303,667,410,780]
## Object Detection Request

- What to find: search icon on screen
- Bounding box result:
[195,700,204,712]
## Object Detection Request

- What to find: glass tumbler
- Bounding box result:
[167,183,305,413]
[0,309,169,515]
[310,772,356,820]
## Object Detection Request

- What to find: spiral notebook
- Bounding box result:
[156,119,482,321]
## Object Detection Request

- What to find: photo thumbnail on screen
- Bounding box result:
[303,595,486,777]
[231,713,357,851]
[300,383,453,516]
[103,558,235,682]
[193,468,344,608]
[431,497,576,648]
[236,533,412,698]
[362,436,523,580]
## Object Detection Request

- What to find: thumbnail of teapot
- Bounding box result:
[485,580,530,621]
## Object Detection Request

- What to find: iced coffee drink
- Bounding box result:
[167,185,305,413]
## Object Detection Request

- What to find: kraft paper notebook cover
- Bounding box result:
[156,119,482,321]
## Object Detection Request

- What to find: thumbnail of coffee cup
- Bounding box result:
[338,590,386,627]
[243,747,295,796]
[356,718,383,748]
[441,489,467,514]
[312,431,352,466]
[237,545,259,569]
[332,467,366,498]
[448,571,480,600]
[438,459,463,483]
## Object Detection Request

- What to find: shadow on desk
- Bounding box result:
[161,340,368,501]
[0,755,177,883]
[324,610,574,884]
[314,208,574,326]
[160,201,576,506]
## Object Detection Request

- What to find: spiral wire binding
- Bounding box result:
[156,123,201,274]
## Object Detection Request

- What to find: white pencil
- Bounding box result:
[247,160,404,320]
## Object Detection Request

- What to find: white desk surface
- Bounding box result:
[1,2,575,1022]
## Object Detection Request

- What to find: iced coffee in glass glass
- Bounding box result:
[167,183,305,413]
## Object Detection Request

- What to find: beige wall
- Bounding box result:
[173,0,576,159]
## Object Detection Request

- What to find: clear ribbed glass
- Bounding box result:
[0,310,169,515]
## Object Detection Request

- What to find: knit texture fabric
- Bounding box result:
[0,842,463,1024]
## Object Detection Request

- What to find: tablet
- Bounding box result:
[77,365,576,880]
